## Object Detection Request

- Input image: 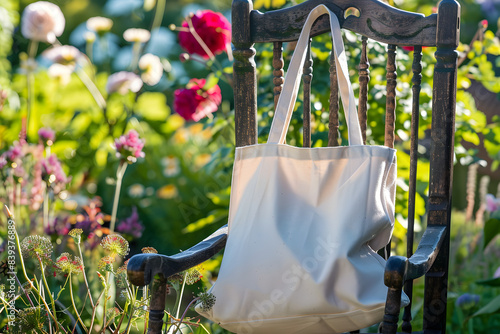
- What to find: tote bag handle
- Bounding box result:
[267,5,364,146]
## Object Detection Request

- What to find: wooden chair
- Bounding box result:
[127,0,460,333]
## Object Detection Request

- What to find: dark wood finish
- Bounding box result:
[424,1,460,332]
[328,51,339,147]
[148,276,167,334]
[402,45,422,333]
[385,44,397,149]
[233,0,258,147]
[273,41,284,110]
[303,40,313,147]
[250,0,437,46]
[358,36,369,144]
[127,225,228,286]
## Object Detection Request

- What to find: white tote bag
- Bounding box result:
[197,5,406,333]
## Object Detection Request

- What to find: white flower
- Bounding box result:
[123,28,151,43]
[106,71,143,94]
[161,156,180,177]
[128,184,145,197]
[138,53,163,86]
[21,1,65,43]
[42,45,82,67]
[86,16,113,33]
[48,63,72,85]
[84,31,96,43]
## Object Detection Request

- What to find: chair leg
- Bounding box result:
[148,275,167,334]
[381,256,405,334]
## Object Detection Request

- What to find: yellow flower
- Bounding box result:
[172,128,189,144]
[194,153,211,170]
[161,156,180,177]
[189,123,204,135]
[157,184,178,199]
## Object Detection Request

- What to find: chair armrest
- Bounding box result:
[127,225,228,286]
[385,225,447,287]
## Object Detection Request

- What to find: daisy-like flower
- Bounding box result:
[156,184,178,199]
[123,28,151,43]
[138,53,163,86]
[21,236,53,266]
[101,234,130,257]
[55,253,83,275]
[42,45,82,67]
[161,156,180,177]
[68,228,83,244]
[114,129,145,163]
[106,71,143,94]
[141,247,158,254]
[21,1,65,43]
[48,63,72,85]
[86,16,113,34]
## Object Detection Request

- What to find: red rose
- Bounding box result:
[178,10,231,59]
[173,78,222,122]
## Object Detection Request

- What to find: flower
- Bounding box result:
[173,78,222,121]
[185,265,203,285]
[86,16,113,34]
[48,63,72,85]
[178,10,231,59]
[106,71,143,94]
[68,228,83,244]
[141,247,158,254]
[123,28,151,43]
[21,1,65,43]
[481,19,488,29]
[455,293,480,310]
[161,156,180,177]
[42,154,69,194]
[115,261,129,288]
[128,184,145,197]
[98,255,115,272]
[197,291,216,312]
[21,236,53,266]
[486,194,500,213]
[55,253,83,275]
[42,45,82,67]
[194,153,211,170]
[157,184,178,199]
[116,207,144,238]
[38,127,55,146]
[114,129,145,163]
[494,266,500,279]
[101,234,130,257]
[138,53,163,86]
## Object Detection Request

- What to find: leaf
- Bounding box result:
[484,218,500,249]
[472,295,500,317]
[203,73,219,91]
[477,277,500,287]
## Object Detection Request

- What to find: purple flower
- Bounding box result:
[4,142,24,162]
[116,206,144,238]
[114,130,145,163]
[456,293,480,310]
[0,155,7,169]
[38,127,55,146]
[42,154,69,194]
[486,194,500,213]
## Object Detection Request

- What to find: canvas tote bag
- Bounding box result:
[196,5,406,333]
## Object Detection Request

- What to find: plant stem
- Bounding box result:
[43,187,49,231]
[173,297,200,334]
[76,68,107,110]
[89,290,105,333]
[25,40,39,142]
[69,273,88,332]
[38,256,58,331]
[110,162,127,233]
[175,273,187,319]
[151,0,166,32]
[77,243,95,308]
[124,286,138,334]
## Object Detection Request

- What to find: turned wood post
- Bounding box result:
[424,1,460,332]
[232,0,257,147]
[148,275,167,334]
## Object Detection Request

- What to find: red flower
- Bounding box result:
[173,78,222,122]
[481,19,488,29]
[402,46,429,52]
[178,10,231,59]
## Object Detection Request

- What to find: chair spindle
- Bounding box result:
[402,45,423,334]
[273,41,284,110]
[385,44,397,149]
[148,276,168,334]
[303,39,313,147]
[328,50,340,147]
[358,36,369,145]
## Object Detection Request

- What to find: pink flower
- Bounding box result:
[486,194,500,213]
[178,10,231,59]
[106,71,143,95]
[481,19,488,29]
[116,207,144,238]
[21,1,65,43]
[38,127,55,146]
[42,154,69,194]
[114,130,145,163]
[173,78,222,122]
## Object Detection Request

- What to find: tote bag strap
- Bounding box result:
[267,5,363,146]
